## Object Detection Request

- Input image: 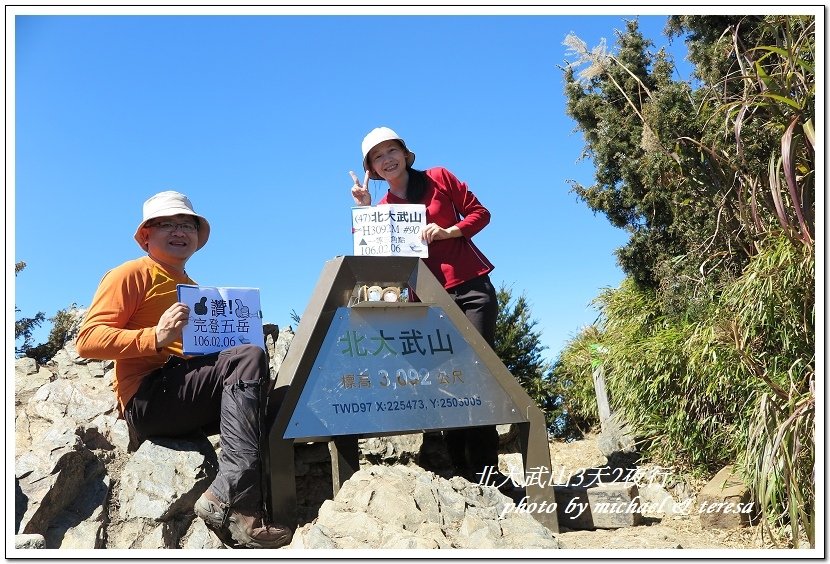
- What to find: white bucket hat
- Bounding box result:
[134,191,210,251]
[361,126,416,180]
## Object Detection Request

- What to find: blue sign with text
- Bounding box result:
[284,305,524,439]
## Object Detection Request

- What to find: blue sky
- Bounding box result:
[10,6,697,364]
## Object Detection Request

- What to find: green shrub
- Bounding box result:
[548,326,602,439]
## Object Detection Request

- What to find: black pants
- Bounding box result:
[125,344,269,512]
[444,274,500,474]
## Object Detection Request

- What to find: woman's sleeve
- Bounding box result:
[436,167,491,238]
[75,266,159,360]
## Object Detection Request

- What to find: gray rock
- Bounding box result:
[45,307,113,381]
[51,345,110,380]
[14,358,53,401]
[180,518,228,549]
[359,433,422,465]
[14,409,50,458]
[587,482,644,528]
[293,464,560,549]
[265,324,294,381]
[597,413,636,456]
[118,437,214,521]
[639,483,681,515]
[79,414,130,453]
[15,357,39,376]
[105,520,156,550]
[15,423,101,535]
[14,534,45,549]
[456,513,501,549]
[697,465,755,529]
[26,379,116,424]
[43,472,110,548]
[289,521,338,549]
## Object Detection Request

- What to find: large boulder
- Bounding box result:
[291,464,561,550]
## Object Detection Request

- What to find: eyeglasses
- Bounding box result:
[147,221,199,233]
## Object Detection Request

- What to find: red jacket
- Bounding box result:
[380,167,494,289]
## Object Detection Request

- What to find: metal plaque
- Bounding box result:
[284,305,524,439]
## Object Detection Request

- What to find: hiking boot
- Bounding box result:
[227,509,292,549]
[194,490,236,547]
[194,489,226,530]
[195,490,292,549]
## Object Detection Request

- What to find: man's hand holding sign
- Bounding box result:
[154,301,191,350]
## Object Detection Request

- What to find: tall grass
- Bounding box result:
[588,279,758,474]
[727,236,815,547]
[554,234,814,545]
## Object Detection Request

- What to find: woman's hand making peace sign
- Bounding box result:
[349,170,372,206]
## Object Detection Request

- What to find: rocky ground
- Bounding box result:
[290,430,784,551]
[546,433,776,550]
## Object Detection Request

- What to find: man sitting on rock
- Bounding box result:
[76,190,290,549]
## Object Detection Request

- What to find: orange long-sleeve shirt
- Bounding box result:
[76,255,195,414]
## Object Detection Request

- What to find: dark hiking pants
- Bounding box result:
[444,274,500,473]
[124,344,269,512]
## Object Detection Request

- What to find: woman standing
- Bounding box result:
[349,126,512,492]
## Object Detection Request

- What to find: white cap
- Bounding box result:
[361,127,416,180]
[133,191,210,251]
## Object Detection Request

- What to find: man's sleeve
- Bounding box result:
[75,264,158,360]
